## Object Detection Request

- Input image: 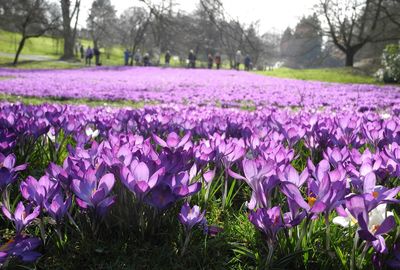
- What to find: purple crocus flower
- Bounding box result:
[249,206,284,241]
[2,202,40,234]
[44,192,72,223]
[153,132,191,151]
[71,168,116,217]
[178,202,206,231]
[0,153,26,192]
[229,158,278,209]
[20,175,59,207]
[342,195,396,253]
[143,168,201,210]
[0,236,41,265]
[120,160,164,199]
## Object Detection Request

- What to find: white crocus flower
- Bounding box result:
[85,127,99,139]
[368,204,393,233]
[380,113,391,120]
[333,208,357,228]
[333,204,393,231]
[47,129,56,142]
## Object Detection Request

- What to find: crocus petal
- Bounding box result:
[133,162,149,182]
[332,216,351,228]
[166,132,180,148]
[363,172,376,194]
[98,173,115,195]
[375,216,396,235]
[152,134,168,148]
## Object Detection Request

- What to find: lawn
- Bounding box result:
[257,67,378,84]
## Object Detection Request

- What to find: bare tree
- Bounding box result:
[199,0,263,66]
[60,0,80,60]
[318,0,398,67]
[87,0,117,49]
[117,7,152,65]
[0,0,60,65]
[139,0,176,63]
[380,0,400,26]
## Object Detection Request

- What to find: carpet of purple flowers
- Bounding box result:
[0,68,399,269]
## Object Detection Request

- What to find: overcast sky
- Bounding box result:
[76,0,319,33]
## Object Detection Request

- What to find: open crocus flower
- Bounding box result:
[71,168,116,217]
[2,202,40,234]
[0,236,41,266]
[85,126,100,139]
[120,160,165,199]
[153,131,191,151]
[178,202,206,231]
[333,195,395,253]
[229,158,278,209]
[20,175,59,207]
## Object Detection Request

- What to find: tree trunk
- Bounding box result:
[61,0,75,60]
[345,50,355,67]
[13,36,27,65]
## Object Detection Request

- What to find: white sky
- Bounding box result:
[77,0,319,33]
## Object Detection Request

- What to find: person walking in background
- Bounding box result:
[124,49,130,66]
[215,53,221,70]
[207,53,214,69]
[80,44,85,60]
[134,49,141,66]
[244,54,251,71]
[235,50,242,70]
[188,49,196,69]
[85,46,93,66]
[94,47,101,66]
[143,53,150,66]
[165,50,171,67]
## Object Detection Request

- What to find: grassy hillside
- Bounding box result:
[0,29,126,66]
[0,30,62,57]
[257,67,377,84]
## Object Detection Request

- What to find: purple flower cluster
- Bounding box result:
[0,94,399,267]
[0,67,400,110]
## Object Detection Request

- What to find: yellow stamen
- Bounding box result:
[308,197,317,207]
[371,224,380,233]
[372,191,379,199]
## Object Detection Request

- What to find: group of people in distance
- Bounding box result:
[191,49,252,71]
[75,43,252,70]
[123,48,252,71]
[124,49,157,67]
[76,43,101,67]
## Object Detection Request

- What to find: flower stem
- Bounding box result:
[266,241,275,269]
[39,217,46,244]
[181,230,192,257]
[350,233,359,270]
[222,169,228,209]
[295,218,309,251]
[325,214,331,251]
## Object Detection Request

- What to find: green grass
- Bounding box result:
[256,67,378,84]
[0,92,153,108]
[0,30,62,57]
